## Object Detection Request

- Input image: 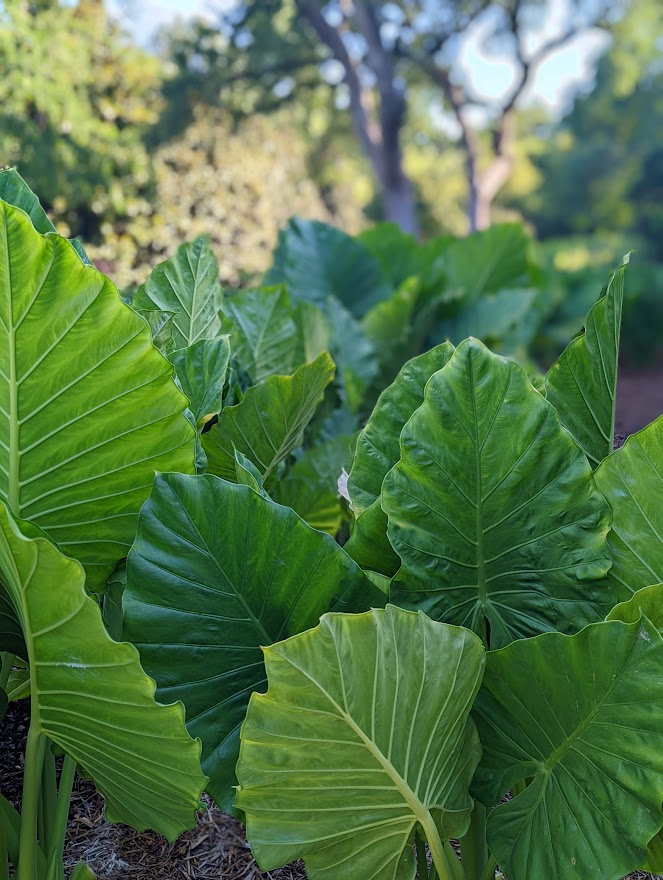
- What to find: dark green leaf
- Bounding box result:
[123,473,381,811]
[169,336,231,429]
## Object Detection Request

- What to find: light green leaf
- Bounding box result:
[219,286,300,383]
[0,168,91,265]
[473,619,663,880]
[345,344,455,577]
[132,237,223,350]
[273,434,355,535]
[0,200,195,588]
[545,258,627,467]
[236,605,484,879]
[266,218,393,319]
[123,473,381,812]
[202,352,335,484]
[293,301,331,366]
[594,416,663,597]
[0,501,206,840]
[168,336,230,429]
[385,338,612,647]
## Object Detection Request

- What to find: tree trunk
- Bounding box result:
[381,172,419,236]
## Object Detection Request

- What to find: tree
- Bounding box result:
[0,0,161,240]
[158,0,616,234]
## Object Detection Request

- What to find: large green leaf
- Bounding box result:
[594,416,663,597]
[329,301,378,413]
[357,223,424,287]
[236,605,484,879]
[202,352,335,484]
[168,336,230,429]
[219,286,300,383]
[266,218,393,319]
[439,288,538,350]
[442,224,532,302]
[345,344,455,577]
[273,434,355,535]
[0,200,195,588]
[123,473,382,812]
[545,258,627,467]
[472,619,663,880]
[0,501,205,840]
[0,168,91,264]
[384,338,612,647]
[132,237,223,350]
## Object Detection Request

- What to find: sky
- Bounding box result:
[107,0,611,118]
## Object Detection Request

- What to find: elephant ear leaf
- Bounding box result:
[594,416,663,598]
[132,236,223,350]
[0,199,195,588]
[236,605,484,879]
[0,168,91,264]
[545,257,628,467]
[123,473,383,813]
[202,353,335,485]
[0,501,206,840]
[168,336,231,429]
[385,338,612,648]
[345,343,455,576]
[472,618,663,880]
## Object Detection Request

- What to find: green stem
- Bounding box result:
[17,728,46,880]
[48,755,76,880]
[40,747,58,856]
[444,843,465,880]
[0,821,9,880]
[0,653,15,690]
[416,833,429,879]
[479,856,498,880]
[459,803,488,880]
[421,817,461,880]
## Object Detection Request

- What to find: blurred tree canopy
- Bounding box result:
[0,0,661,301]
[159,0,619,234]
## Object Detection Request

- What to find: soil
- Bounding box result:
[2,365,662,880]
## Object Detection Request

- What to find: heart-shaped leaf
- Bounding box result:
[0,501,206,840]
[0,199,195,588]
[236,605,484,879]
[132,237,223,350]
[594,416,663,597]
[472,618,663,880]
[385,338,612,647]
[123,473,382,812]
[202,353,335,484]
[545,258,627,467]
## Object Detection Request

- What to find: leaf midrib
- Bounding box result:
[276,647,448,867]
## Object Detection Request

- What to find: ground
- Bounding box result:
[3,364,663,880]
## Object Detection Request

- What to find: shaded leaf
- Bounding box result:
[202,353,335,484]
[266,218,392,319]
[123,473,381,812]
[169,336,231,429]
